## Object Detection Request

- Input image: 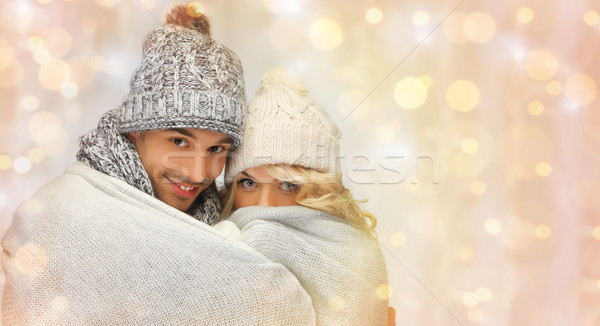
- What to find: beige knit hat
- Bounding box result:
[225,66,341,184]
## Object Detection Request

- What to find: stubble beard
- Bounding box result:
[151,171,196,213]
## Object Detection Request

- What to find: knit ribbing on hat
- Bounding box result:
[77,108,221,225]
[225,67,341,184]
[118,9,246,149]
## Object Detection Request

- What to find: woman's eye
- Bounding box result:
[280,182,299,192]
[238,178,256,189]
[171,138,188,147]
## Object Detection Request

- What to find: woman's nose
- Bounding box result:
[256,188,276,206]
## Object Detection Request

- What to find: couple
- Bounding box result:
[2,4,389,325]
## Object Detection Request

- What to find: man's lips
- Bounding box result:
[166,177,201,198]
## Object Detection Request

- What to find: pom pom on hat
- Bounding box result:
[165,4,211,37]
[258,66,308,96]
[117,4,246,149]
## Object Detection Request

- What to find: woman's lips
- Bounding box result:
[166,177,200,198]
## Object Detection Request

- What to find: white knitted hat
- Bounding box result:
[225,67,341,184]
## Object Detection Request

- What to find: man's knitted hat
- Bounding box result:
[117,4,246,148]
[225,66,341,184]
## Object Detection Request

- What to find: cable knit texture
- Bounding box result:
[1,162,316,325]
[221,205,389,325]
[225,66,341,184]
[118,5,246,149]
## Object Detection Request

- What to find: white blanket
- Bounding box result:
[220,205,389,326]
[1,162,315,325]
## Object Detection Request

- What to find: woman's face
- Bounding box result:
[234,166,300,208]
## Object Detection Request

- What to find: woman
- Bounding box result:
[216,67,390,325]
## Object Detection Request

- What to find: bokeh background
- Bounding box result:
[1,0,599,325]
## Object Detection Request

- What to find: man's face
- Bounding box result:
[127,128,233,212]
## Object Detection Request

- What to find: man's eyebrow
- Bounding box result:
[169,130,233,144]
[217,137,234,144]
[171,128,196,140]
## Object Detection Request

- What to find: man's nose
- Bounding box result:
[187,156,211,184]
[166,154,209,185]
[256,188,276,207]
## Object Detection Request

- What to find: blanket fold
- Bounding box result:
[2,162,315,325]
[227,205,389,326]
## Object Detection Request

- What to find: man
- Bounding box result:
[76,3,246,225]
[1,4,315,325]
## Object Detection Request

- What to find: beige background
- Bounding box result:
[0,0,599,325]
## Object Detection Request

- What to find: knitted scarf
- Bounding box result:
[76,108,221,225]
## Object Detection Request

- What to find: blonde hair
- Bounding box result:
[219,164,377,239]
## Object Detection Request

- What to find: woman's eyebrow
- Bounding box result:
[240,171,255,179]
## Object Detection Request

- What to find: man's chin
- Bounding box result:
[158,195,195,213]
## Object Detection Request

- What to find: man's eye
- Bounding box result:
[171,138,188,147]
[208,145,225,153]
[238,178,256,188]
[280,182,299,192]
